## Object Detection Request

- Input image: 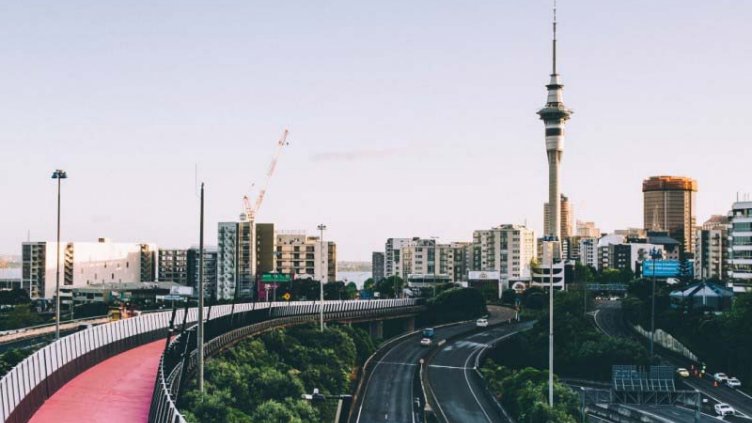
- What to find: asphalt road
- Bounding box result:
[426,322,532,423]
[625,405,721,423]
[356,307,515,423]
[594,300,752,420]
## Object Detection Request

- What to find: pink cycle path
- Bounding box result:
[29,340,164,423]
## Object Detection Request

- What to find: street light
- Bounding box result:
[51,169,67,340]
[317,224,327,332]
[649,247,662,360]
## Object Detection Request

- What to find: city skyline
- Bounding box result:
[1,1,751,261]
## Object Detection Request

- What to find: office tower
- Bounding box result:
[642,175,697,254]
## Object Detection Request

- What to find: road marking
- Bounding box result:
[428,364,470,370]
[378,361,417,366]
[463,345,494,423]
[683,380,751,419]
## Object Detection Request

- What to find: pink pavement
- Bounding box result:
[29,340,165,423]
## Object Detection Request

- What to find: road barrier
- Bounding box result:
[633,325,698,362]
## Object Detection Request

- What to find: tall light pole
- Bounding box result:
[197,183,205,393]
[317,224,327,332]
[547,239,561,408]
[51,169,67,340]
[649,247,662,361]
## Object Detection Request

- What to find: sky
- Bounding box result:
[1,1,750,261]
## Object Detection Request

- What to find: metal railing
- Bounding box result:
[149,299,423,423]
[0,299,421,423]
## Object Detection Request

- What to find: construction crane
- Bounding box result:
[242,129,289,222]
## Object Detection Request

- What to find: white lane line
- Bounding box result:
[378,361,417,366]
[357,336,411,423]
[463,345,494,423]
[429,364,470,370]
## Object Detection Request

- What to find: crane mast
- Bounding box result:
[243,129,289,222]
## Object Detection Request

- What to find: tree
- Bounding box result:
[425,288,487,324]
[573,262,595,284]
[0,304,42,331]
[0,288,30,305]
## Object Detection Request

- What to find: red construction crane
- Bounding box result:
[242,129,289,222]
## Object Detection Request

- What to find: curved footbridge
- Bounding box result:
[0,299,424,423]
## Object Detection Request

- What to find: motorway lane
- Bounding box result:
[356,307,515,423]
[427,321,533,423]
[594,301,752,420]
[625,405,720,423]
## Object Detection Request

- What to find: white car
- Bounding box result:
[714,372,729,383]
[726,377,742,388]
[420,337,432,347]
[714,403,735,416]
[476,318,489,328]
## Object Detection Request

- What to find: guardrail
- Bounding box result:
[149,299,423,423]
[0,299,421,423]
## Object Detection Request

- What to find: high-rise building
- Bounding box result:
[157,249,189,285]
[642,175,698,254]
[727,201,752,290]
[372,252,385,283]
[447,242,472,283]
[216,222,239,300]
[21,238,157,299]
[255,223,276,275]
[694,216,729,280]
[537,7,573,242]
[274,232,335,282]
[544,194,573,239]
[187,247,217,299]
[216,221,275,301]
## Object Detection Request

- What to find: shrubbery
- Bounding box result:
[181,324,375,422]
[424,287,487,324]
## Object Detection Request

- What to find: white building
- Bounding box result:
[472,224,537,287]
[385,238,414,279]
[21,238,156,299]
[694,216,729,280]
[275,232,336,282]
[728,201,752,291]
[579,238,598,269]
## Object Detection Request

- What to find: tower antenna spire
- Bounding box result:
[552,0,558,75]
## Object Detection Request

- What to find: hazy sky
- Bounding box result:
[1,1,750,261]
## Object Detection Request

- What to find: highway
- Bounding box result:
[356,307,515,423]
[594,300,752,420]
[425,321,532,423]
[625,405,720,423]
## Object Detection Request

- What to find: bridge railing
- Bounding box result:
[149,298,423,423]
[0,301,279,423]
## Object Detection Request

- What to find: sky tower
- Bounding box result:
[538,2,572,241]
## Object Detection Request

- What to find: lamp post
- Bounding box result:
[547,238,561,408]
[197,183,205,393]
[317,224,327,332]
[51,169,67,340]
[649,247,662,360]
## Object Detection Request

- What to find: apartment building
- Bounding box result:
[275,232,336,282]
[472,225,536,285]
[728,201,752,290]
[694,215,729,280]
[157,249,189,285]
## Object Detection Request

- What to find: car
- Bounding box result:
[726,377,742,388]
[476,318,489,328]
[421,328,435,339]
[420,337,432,347]
[676,368,690,378]
[714,372,729,383]
[714,403,735,416]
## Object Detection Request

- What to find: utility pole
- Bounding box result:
[198,183,205,393]
[318,224,327,332]
[51,169,67,340]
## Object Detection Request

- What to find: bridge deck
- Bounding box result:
[29,340,164,423]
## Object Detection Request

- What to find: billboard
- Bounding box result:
[642,260,686,278]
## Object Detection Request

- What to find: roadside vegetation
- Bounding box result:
[623,279,752,390]
[488,289,648,381]
[481,364,580,423]
[180,324,375,423]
